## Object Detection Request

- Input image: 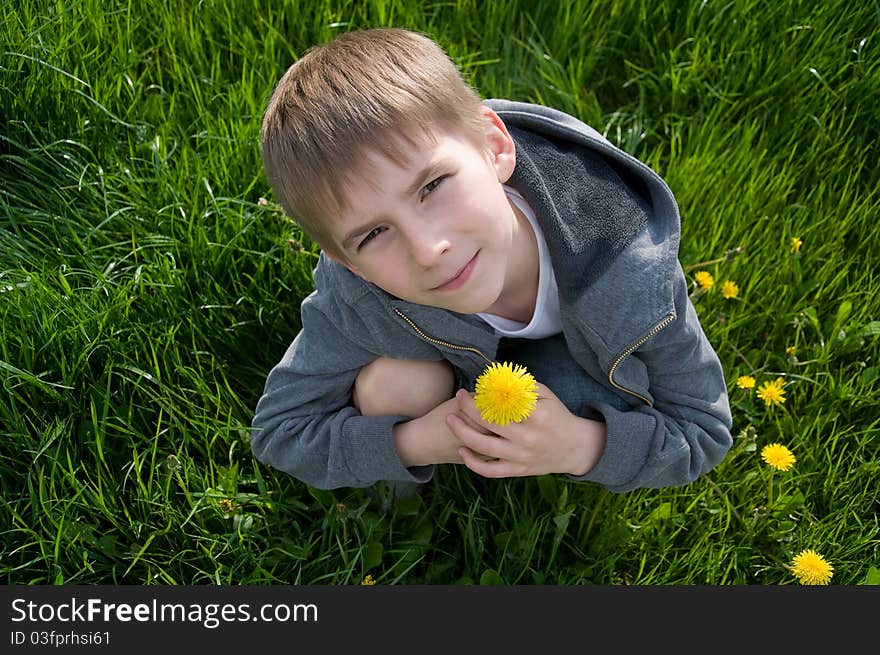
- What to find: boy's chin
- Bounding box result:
[432,292,500,315]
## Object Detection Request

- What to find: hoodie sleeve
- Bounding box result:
[250,293,434,490]
[569,273,733,492]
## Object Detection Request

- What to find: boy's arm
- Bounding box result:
[569,269,733,492]
[250,298,433,490]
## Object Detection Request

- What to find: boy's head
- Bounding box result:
[261,28,487,257]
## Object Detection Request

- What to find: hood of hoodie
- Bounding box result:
[310,99,682,377]
[489,99,681,369]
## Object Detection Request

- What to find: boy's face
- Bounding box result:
[326,107,523,316]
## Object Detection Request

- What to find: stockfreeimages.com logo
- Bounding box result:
[11,597,318,630]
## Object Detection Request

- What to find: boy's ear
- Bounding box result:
[325,250,366,279]
[480,106,517,184]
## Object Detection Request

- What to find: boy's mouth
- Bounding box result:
[432,251,479,291]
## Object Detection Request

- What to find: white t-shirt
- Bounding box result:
[477,186,563,339]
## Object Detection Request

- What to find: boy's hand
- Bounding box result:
[392,396,496,467]
[446,386,607,478]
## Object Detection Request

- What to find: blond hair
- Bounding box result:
[261,28,485,255]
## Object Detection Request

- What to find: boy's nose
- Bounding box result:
[408,227,451,268]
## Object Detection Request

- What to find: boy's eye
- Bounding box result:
[420,175,445,199]
[358,227,385,249]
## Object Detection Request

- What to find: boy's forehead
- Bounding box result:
[343,127,443,194]
[360,126,440,172]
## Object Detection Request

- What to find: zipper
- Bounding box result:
[608,312,675,407]
[393,307,492,364]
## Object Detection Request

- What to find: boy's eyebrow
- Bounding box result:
[403,160,444,197]
[341,223,378,250]
[340,160,445,249]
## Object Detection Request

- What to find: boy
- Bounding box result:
[251,27,733,492]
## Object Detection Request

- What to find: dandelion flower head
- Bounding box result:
[474,362,538,426]
[791,549,833,585]
[736,375,756,390]
[790,237,803,253]
[694,270,714,292]
[721,280,740,299]
[361,574,377,585]
[761,442,796,471]
[757,377,787,407]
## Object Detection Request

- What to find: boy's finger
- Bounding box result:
[459,447,513,478]
[451,405,495,435]
[455,388,531,435]
[454,388,506,432]
[446,414,507,461]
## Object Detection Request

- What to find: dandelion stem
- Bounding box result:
[763,551,793,571]
[727,342,758,374]
[703,475,747,529]
[581,488,609,544]
[768,471,774,508]
[683,246,745,271]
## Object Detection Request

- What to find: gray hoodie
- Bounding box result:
[251,99,733,492]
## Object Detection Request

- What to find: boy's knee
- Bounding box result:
[353,357,455,418]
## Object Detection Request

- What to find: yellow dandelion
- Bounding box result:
[756,376,787,407]
[791,549,833,585]
[786,345,797,356]
[790,237,803,253]
[361,574,376,585]
[694,270,714,292]
[721,280,739,299]
[218,498,234,513]
[761,442,796,471]
[736,375,756,390]
[474,361,538,426]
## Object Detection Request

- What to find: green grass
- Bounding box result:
[1,0,878,585]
